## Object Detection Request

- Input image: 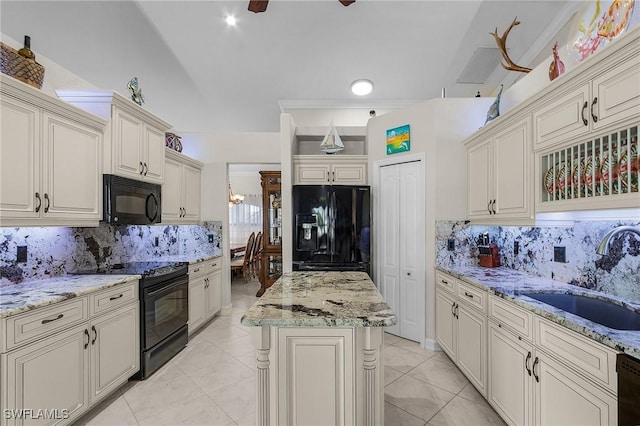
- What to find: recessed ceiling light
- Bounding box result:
[225,15,237,26]
[351,79,373,96]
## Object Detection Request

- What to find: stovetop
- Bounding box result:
[73,261,188,279]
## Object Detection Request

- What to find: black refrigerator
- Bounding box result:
[292,185,371,274]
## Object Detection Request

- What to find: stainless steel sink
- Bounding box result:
[521,292,640,331]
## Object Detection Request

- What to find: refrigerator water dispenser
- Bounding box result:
[296,214,318,251]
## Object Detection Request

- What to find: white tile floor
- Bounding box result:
[75,277,505,426]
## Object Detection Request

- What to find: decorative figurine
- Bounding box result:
[484,84,503,125]
[127,77,144,106]
[490,17,532,73]
[548,41,565,81]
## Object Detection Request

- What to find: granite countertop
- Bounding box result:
[436,265,640,360]
[0,252,222,320]
[241,271,397,328]
[0,274,140,319]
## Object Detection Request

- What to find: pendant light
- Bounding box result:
[319,120,344,154]
[228,183,244,207]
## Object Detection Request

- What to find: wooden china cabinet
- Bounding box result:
[257,171,282,297]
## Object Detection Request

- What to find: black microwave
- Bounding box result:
[103,175,161,225]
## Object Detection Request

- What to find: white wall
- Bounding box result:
[367,97,492,345]
[1,33,98,95]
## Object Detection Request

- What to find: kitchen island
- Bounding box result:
[241,271,396,426]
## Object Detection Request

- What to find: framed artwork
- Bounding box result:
[386,124,410,155]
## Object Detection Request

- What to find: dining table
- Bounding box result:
[230,243,246,258]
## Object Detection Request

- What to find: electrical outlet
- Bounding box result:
[447,238,455,251]
[553,246,567,263]
[154,237,159,247]
[208,234,215,244]
[513,241,519,255]
[17,246,27,263]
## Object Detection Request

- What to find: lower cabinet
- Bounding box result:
[435,270,619,426]
[1,283,139,426]
[188,258,222,335]
[487,295,617,426]
[435,273,487,396]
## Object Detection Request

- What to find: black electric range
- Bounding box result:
[74,261,189,379]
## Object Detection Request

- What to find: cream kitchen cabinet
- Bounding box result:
[56,89,171,185]
[162,149,202,224]
[1,281,139,426]
[435,272,487,396]
[188,258,222,335]
[0,75,106,227]
[533,46,640,152]
[293,155,367,185]
[487,295,617,426]
[466,115,533,223]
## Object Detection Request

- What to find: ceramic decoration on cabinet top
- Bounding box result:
[55,89,172,185]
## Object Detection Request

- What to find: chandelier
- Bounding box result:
[228,184,244,207]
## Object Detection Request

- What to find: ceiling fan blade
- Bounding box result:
[248,0,269,13]
[338,0,355,6]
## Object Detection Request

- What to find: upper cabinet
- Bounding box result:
[293,155,367,185]
[0,75,106,227]
[56,90,172,185]
[467,115,533,223]
[292,126,368,185]
[162,149,202,224]
[464,25,639,221]
[533,53,640,152]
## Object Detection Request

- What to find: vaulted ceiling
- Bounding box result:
[0,1,579,133]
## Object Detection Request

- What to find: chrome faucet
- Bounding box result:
[596,226,640,256]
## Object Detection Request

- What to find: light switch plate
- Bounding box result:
[553,246,567,263]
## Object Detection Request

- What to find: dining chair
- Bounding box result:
[231,232,255,281]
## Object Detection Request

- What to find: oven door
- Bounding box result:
[142,275,189,350]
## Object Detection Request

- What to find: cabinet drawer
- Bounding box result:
[206,258,222,273]
[89,282,138,316]
[3,298,88,351]
[489,296,532,340]
[189,262,208,278]
[457,281,486,313]
[534,317,617,393]
[435,271,456,293]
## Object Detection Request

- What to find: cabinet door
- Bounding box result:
[42,112,102,221]
[456,303,486,397]
[2,325,89,426]
[188,276,206,335]
[161,156,183,223]
[142,125,165,184]
[207,271,222,318]
[331,163,366,184]
[591,53,640,131]
[182,164,201,222]
[435,289,456,360]
[112,107,144,180]
[532,84,590,150]
[277,328,354,426]
[294,162,330,184]
[89,304,139,405]
[534,354,617,426]
[493,117,531,218]
[488,322,532,426]
[0,96,40,219]
[467,138,492,218]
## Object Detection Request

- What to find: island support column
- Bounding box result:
[252,326,272,426]
[357,327,384,426]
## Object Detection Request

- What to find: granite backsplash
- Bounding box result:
[436,220,640,304]
[0,222,222,285]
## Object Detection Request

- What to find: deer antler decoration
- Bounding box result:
[490,17,532,73]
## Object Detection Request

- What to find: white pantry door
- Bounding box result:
[379,160,423,342]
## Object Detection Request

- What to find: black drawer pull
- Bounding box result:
[109,294,124,301]
[41,313,64,324]
[464,292,474,299]
[193,268,200,273]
